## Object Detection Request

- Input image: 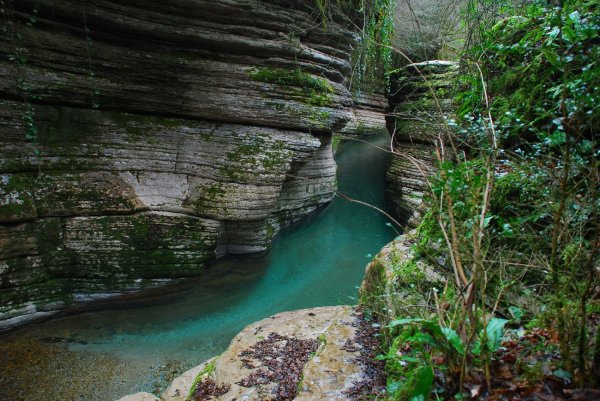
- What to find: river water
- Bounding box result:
[0,134,396,401]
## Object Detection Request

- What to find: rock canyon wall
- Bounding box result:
[386,60,458,227]
[0,0,385,329]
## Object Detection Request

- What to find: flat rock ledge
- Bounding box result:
[119,305,383,401]
[117,393,161,401]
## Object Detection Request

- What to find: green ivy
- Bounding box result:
[312,0,395,89]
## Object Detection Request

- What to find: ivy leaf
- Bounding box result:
[568,11,580,23]
[501,223,514,237]
[553,369,572,384]
[547,26,560,42]
[562,25,577,42]
[544,131,566,147]
[441,327,465,354]
[409,364,434,401]
[547,83,564,99]
[508,306,524,322]
[486,318,508,352]
[542,48,561,68]
[483,215,495,228]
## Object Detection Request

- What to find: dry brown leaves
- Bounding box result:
[192,377,231,401]
[343,307,386,400]
[236,332,317,401]
[466,328,600,401]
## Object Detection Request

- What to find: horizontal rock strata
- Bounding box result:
[385,60,458,227]
[340,91,388,136]
[0,0,376,329]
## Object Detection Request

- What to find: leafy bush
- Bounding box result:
[381,0,599,398]
[457,2,599,151]
[452,0,599,388]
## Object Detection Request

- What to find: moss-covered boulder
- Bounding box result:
[360,231,445,327]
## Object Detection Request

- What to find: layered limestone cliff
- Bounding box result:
[341,91,388,136]
[0,0,374,329]
[386,60,458,227]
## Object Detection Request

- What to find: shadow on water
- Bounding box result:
[0,134,397,401]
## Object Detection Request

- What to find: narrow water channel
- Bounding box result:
[0,134,396,401]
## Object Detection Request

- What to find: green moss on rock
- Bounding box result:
[360,232,444,327]
[0,174,37,223]
[249,67,334,106]
[0,278,73,315]
[65,213,219,286]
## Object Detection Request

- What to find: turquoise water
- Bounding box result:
[0,134,396,401]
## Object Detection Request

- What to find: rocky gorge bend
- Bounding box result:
[0,0,389,330]
[0,2,466,400]
[2,1,593,399]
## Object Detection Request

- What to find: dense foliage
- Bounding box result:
[379,0,599,399]
[314,0,395,87]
